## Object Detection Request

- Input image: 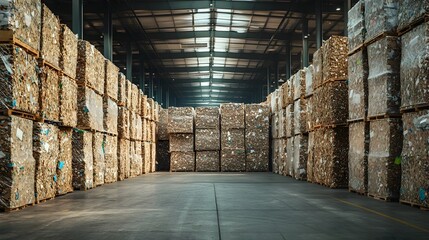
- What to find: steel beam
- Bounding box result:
[315,0,323,48]
[103,0,113,60]
[126,42,133,81]
[72,0,83,39]
[302,16,309,68]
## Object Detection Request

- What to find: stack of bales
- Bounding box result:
[117,73,131,180]
[145,98,158,173]
[156,108,169,171]
[305,65,315,182]
[278,83,289,175]
[269,90,282,174]
[195,107,220,172]
[128,83,143,178]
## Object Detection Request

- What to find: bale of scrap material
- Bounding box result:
[168,107,194,133]
[72,129,93,190]
[348,50,368,121]
[195,129,220,151]
[307,132,315,182]
[0,0,41,52]
[33,122,59,202]
[271,139,280,174]
[285,104,294,137]
[401,110,429,207]
[170,151,195,172]
[293,99,307,135]
[104,60,118,101]
[158,108,168,141]
[305,97,314,132]
[347,0,365,52]
[278,109,286,138]
[398,0,429,31]
[221,129,245,150]
[293,134,308,180]
[245,127,269,150]
[118,73,127,106]
[57,128,73,195]
[305,65,314,97]
[400,22,429,110]
[169,133,194,152]
[60,24,77,79]
[195,107,219,129]
[220,103,245,129]
[140,93,147,117]
[271,113,279,139]
[0,116,35,210]
[77,86,104,131]
[130,112,142,140]
[117,138,130,180]
[143,141,151,174]
[0,44,39,114]
[103,97,118,135]
[364,0,398,42]
[148,98,155,120]
[293,70,306,100]
[196,151,220,172]
[130,141,142,177]
[130,84,138,113]
[76,40,105,94]
[318,81,348,126]
[40,4,60,68]
[125,80,132,109]
[245,104,269,129]
[221,149,246,172]
[323,36,348,82]
[104,135,118,183]
[246,149,269,172]
[118,107,130,139]
[368,118,402,200]
[39,65,60,121]
[348,121,369,194]
[92,132,105,186]
[313,47,323,88]
[367,36,401,118]
[286,137,294,176]
[59,75,77,127]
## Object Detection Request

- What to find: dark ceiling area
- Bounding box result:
[44,0,355,107]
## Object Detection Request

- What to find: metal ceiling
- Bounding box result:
[44,0,352,107]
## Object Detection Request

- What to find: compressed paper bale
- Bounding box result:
[156,141,170,171]
[154,102,159,122]
[195,107,219,129]
[401,110,429,207]
[0,116,35,209]
[143,141,151,174]
[92,132,105,186]
[271,139,280,174]
[245,104,269,129]
[398,0,429,31]
[118,73,127,105]
[146,98,152,120]
[305,96,313,132]
[77,86,103,131]
[0,0,41,52]
[118,107,130,139]
[148,98,155,120]
[146,119,152,142]
[59,24,77,79]
[150,142,156,172]
[220,149,245,172]
[365,0,398,42]
[76,40,104,94]
[169,133,194,152]
[367,36,401,117]
[221,129,245,150]
[348,50,369,121]
[307,131,315,182]
[104,135,117,183]
[130,141,142,177]
[278,109,285,138]
[196,151,219,172]
[104,60,118,101]
[103,97,118,135]
[220,103,245,129]
[195,129,220,151]
[246,149,268,172]
[271,113,279,139]
[348,121,370,194]
[285,104,294,138]
[0,44,39,114]
[318,81,348,126]
[293,99,307,135]
[125,79,132,109]
[245,127,269,150]
[279,138,287,176]
[33,122,59,202]
[400,23,429,110]
[170,151,195,172]
[167,107,194,134]
[130,84,138,113]
[278,86,285,110]
[323,36,348,82]
[293,70,306,101]
[270,91,278,114]
[368,118,402,199]
[140,93,147,117]
[286,137,294,177]
[348,0,365,51]
[158,108,168,140]
[39,66,60,121]
[40,4,60,68]
[72,129,93,190]
[151,121,156,142]
[312,88,322,126]
[293,135,308,180]
[313,127,349,188]
[305,65,314,96]
[313,47,323,88]
[142,118,148,142]
[280,82,290,107]
[130,112,142,140]
[59,75,77,127]
[56,128,73,195]
[117,138,130,181]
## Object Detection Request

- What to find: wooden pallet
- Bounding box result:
[0,30,39,57]
[1,203,35,213]
[76,81,103,96]
[400,103,429,113]
[368,194,398,202]
[0,109,37,121]
[36,117,63,126]
[349,189,367,196]
[117,101,126,107]
[364,31,398,47]
[60,71,76,81]
[367,113,402,121]
[400,200,429,211]
[38,58,62,72]
[397,15,429,37]
[36,196,55,204]
[347,118,366,124]
[348,43,365,56]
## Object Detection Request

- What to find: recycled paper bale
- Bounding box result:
[293,99,307,135]
[104,135,118,183]
[57,128,73,195]
[278,109,286,138]
[348,121,369,194]
[76,40,105,94]
[130,84,138,113]
[195,129,220,151]
[143,141,151,174]
[40,4,60,68]
[77,86,103,131]
[307,131,315,182]
[167,107,194,134]
[0,44,39,115]
[140,93,147,117]
[293,134,308,180]
[220,103,245,129]
[0,0,41,52]
[158,108,168,141]
[118,107,130,139]
[348,50,368,121]
[33,122,59,202]
[285,104,294,138]
[286,137,294,176]
[367,36,401,118]
[221,149,245,172]
[125,79,132,109]
[72,129,93,190]
[318,81,348,126]
[59,24,77,79]
[118,73,127,106]
[323,36,348,82]
[117,138,130,181]
[364,0,398,42]
[170,151,195,172]
[245,104,269,129]
[245,127,269,150]
[0,116,35,210]
[293,70,306,101]
[281,82,290,107]
[39,65,60,121]
[398,0,429,31]
[348,0,365,52]
[148,98,155,120]
[305,65,314,97]
[195,107,219,129]
[401,110,429,207]
[368,118,402,200]
[130,141,142,177]
[221,129,245,150]
[169,133,194,152]
[305,96,314,132]
[92,132,105,186]
[103,97,118,135]
[313,47,323,88]
[59,75,77,127]
[196,151,219,172]
[104,60,119,101]
[246,149,268,172]
[271,113,279,139]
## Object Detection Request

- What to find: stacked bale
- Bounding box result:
[147,98,158,173]
[278,83,289,175]
[220,103,245,172]
[156,108,170,171]
[195,107,220,172]
[129,85,143,178]
[245,104,269,172]
[269,91,282,174]
[117,73,131,180]
[168,107,195,172]
[305,65,315,182]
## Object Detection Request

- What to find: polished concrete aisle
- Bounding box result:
[1,173,428,240]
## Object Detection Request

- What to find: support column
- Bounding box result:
[72,0,83,39]
[149,72,154,98]
[266,67,270,95]
[344,0,352,35]
[302,16,309,68]
[139,55,145,92]
[166,87,170,108]
[126,43,133,81]
[275,61,279,89]
[285,40,291,80]
[103,0,112,60]
[316,0,323,48]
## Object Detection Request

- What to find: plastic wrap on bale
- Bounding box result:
[293,134,308,180]
[398,0,429,31]
[196,151,219,172]
[220,103,245,129]
[364,0,398,42]
[40,4,60,68]
[57,128,73,195]
[195,129,220,151]
[195,107,219,129]
[104,60,118,101]
[0,44,39,114]
[104,135,118,183]
[92,132,105,186]
[77,86,103,131]
[221,149,245,172]
[348,121,369,194]
[348,50,369,121]
[0,116,35,210]
[103,97,118,135]
[167,107,194,134]
[347,0,365,52]
[313,47,323,88]
[117,138,130,181]
[59,75,77,127]
[39,65,60,121]
[170,151,195,172]
[59,24,77,79]
[72,129,93,190]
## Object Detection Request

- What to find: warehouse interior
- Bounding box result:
[1,0,429,240]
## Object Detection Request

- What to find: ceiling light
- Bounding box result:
[123,67,126,70]
[267,48,276,52]
[336,7,341,11]
[181,43,208,49]
[201,82,210,86]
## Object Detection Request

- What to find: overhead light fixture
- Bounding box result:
[267,48,276,52]
[201,82,210,86]
[181,43,208,49]
[123,67,127,70]
[336,7,341,11]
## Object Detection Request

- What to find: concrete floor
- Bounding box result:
[1,173,428,240]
